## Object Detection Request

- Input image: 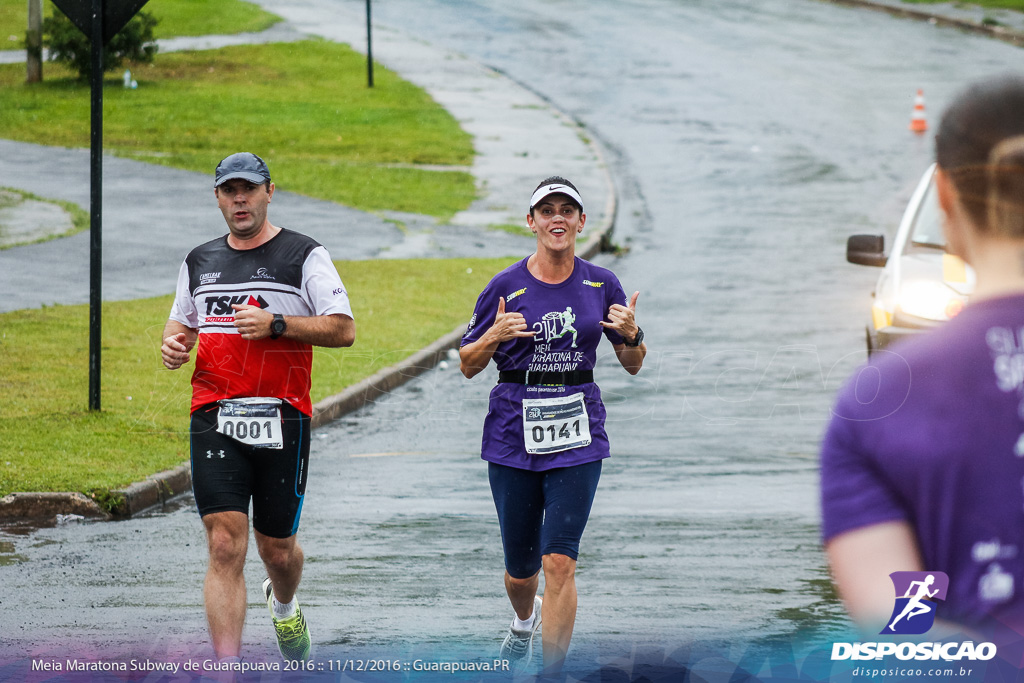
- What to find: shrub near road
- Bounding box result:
[0,40,476,217]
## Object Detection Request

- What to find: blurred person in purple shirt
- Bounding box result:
[821,74,1024,641]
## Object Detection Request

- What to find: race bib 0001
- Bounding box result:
[522,392,591,455]
[217,398,283,449]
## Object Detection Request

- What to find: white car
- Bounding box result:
[846,164,974,354]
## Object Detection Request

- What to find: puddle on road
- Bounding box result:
[0,540,27,565]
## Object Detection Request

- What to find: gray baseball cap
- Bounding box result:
[214,152,271,187]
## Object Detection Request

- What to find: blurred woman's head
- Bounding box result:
[937,74,1024,238]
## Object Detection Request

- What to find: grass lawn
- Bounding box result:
[0,257,516,500]
[0,0,279,45]
[142,0,281,38]
[0,40,476,218]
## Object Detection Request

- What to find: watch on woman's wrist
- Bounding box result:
[624,325,644,347]
[270,313,287,340]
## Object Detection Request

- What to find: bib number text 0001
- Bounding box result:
[217,399,284,449]
[522,391,591,455]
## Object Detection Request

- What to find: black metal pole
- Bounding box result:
[88,0,103,411]
[366,0,373,88]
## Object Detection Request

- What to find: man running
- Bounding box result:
[161,152,355,662]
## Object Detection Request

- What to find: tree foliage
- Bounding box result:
[43,10,159,80]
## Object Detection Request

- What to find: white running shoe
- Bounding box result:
[499,596,542,673]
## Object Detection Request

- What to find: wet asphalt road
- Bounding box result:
[3,0,1024,678]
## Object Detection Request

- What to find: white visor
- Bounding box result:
[529,183,584,214]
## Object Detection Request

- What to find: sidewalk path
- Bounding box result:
[0,5,612,312]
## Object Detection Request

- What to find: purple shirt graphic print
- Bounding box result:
[462,257,627,471]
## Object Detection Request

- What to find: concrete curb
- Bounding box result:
[109,464,193,517]
[819,0,1024,46]
[0,492,109,521]
[0,464,194,521]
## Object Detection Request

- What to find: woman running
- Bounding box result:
[460,176,647,673]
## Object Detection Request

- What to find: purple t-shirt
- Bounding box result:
[461,257,628,471]
[820,293,1024,630]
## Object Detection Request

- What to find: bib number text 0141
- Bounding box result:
[522,392,591,455]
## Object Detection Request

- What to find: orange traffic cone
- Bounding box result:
[910,89,928,133]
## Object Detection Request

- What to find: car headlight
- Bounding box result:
[897,280,964,322]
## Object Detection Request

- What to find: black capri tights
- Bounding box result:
[488,460,602,579]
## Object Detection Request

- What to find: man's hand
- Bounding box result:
[232,304,273,340]
[161,332,193,370]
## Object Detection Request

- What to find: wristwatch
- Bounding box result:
[624,326,644,347]
[269,313,287,340]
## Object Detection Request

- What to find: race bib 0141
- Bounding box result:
[522,392,591,455]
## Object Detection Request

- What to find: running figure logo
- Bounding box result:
[881,571,949,635]
[539,308,578,348]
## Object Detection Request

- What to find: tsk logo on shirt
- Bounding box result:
[205,294,269,316]
[881,571,949,635]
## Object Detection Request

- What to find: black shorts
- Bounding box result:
[190,401,310,539]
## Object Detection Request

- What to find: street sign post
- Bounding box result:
[50,0,150,43]
[50,0,151,411]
